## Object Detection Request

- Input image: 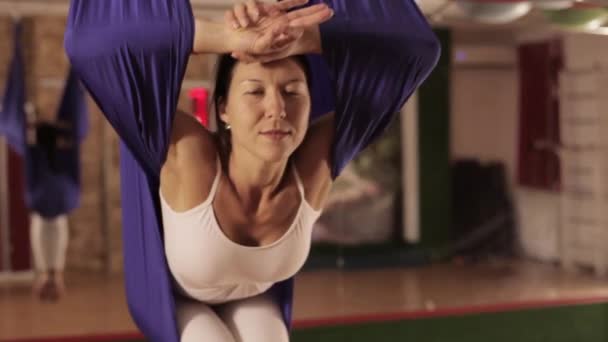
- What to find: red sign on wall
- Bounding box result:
[189,87,209,128]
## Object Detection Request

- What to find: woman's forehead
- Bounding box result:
[232,58,307,82]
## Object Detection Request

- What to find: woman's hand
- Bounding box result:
[226,0,332,62]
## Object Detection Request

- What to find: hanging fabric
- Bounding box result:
[65,0,440,340]
[0,20,26,157]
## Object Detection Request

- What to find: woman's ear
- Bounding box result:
[218,97,229,126]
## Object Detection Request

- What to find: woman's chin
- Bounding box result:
[257,145,294,163]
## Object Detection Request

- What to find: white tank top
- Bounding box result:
[160,158,321,304]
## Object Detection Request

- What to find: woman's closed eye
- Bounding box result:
[244,89,302,97]
[245,88,264,96]
[283,89,302,97]
[283,85,307,97]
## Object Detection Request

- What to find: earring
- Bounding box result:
[225,124,231,130]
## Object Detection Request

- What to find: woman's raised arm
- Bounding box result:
[65,0,194,179]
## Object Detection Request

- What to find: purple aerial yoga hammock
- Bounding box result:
[64,0,440,340]
[0,21,26,157]
[0,21,88,219]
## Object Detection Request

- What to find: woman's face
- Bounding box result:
[219,58,311,163]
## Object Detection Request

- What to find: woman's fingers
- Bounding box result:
[273,0,309,11]
[234,3,250,28]
[230,1,270,29]
[225,10,239,29]
[272,33,296,50]
[252,19,289,53]
[229,1,333,30]
[245,0,261,23]
[253,0,309,21]
[286,3,334,27]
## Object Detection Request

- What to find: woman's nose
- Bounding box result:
[265,92,286,119]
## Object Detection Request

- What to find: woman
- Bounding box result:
[161,8,331,339]
[65,0,440,340]
[25,70,88,301]
[27,111,73,301]
[1,21,87,301]
[25,107,73,300]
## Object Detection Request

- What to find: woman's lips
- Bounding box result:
[260,130,290,141]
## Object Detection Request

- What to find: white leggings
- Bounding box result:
[177,293,289,342]
[29,213,69,272]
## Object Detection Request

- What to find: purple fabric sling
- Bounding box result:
[65,0,439,340]
[0,21,26,156]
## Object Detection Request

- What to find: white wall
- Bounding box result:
[514,189,560,261]
[563,32,608,71]
[450,66,519,186]
[449,32,608,262]
[450,43,562,261]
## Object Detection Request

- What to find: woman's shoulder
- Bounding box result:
[160,111,219,211]
[163,111,218,180]
[169,111,218,163]
[293,112,335,211]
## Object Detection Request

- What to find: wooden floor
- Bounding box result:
[1,258,608,341]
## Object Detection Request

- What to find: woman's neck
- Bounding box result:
[227,147,289,207]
